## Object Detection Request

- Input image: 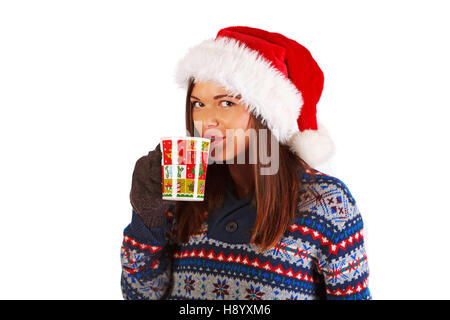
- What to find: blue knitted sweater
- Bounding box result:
[120,169,372,300]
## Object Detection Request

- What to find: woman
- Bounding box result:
[121,26,371,300]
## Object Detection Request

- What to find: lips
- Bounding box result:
[204,135,226,148]
[210,136,225,142]
[204,135,226,142]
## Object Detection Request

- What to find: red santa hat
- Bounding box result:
[174,26,335,168]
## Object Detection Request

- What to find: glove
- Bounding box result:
[129,143,177,229]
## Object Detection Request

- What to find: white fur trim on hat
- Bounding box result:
[287,122,335,167]
[174,36,303,145]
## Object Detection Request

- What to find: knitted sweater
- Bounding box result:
[120,169,372,300]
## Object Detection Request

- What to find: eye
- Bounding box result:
[191,101,203,108]
[220,100,234,108]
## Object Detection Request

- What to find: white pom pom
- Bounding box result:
[287,122,335,168]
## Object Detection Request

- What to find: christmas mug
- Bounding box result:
[160,136,211,201]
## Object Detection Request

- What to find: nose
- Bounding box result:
[193,104,222,138]
[201,107,220,129]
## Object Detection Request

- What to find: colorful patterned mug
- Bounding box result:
[160,136,211,201]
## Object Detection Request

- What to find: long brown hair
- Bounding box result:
[173,77,315,253]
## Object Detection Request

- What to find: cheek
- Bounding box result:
[226,108,251,131]
[227,110,251,149]
[192,110,203,131]
[192,109,198,122]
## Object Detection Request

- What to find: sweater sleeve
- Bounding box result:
[120,205,177,300]
[317,182,372,300]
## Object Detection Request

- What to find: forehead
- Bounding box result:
[191,80,238,97]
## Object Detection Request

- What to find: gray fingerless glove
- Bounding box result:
[129,143,177,229]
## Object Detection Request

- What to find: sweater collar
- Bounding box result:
[205,173,256,244]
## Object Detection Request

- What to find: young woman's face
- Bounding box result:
[191,80,252,162]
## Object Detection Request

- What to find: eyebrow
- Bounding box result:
[190,94,242,100]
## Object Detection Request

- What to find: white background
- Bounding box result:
[0,0,449,299]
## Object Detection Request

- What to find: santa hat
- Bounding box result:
[174,26,335,168]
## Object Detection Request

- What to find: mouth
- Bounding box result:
[207,136,226,145]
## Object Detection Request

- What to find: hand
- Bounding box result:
[129,143,177,228]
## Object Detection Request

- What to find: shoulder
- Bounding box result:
[295,168,363,234]
[299,168,357,205]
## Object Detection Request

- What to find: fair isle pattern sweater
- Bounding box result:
[120,169,372,300]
